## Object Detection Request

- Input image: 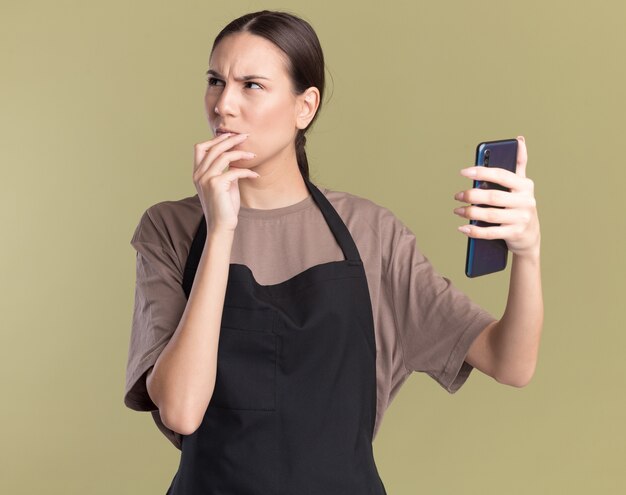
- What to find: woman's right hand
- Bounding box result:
[193,133,259,233]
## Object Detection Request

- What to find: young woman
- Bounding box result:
[124,9,543,494]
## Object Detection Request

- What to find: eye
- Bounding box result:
[245,81,262,90]
[207,77,223,86]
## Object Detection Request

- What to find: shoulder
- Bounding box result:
[320,184,408,239]
[318,183,416,272]
[131,194,203,251]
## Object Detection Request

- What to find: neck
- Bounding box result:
[237,147,309,209]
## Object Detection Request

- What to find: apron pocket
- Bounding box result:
[210,327,277,411]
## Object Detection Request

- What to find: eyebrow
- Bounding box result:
[206,69,270,81]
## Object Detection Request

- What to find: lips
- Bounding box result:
[215,127,239,135]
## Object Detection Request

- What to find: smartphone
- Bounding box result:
[465,138,518,278]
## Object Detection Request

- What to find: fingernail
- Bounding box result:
[517,135,525,142]
[460,167,476,176]
[458,225,470,234]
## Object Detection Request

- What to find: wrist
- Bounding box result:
[207,228,235,242]
[512,249,541,266]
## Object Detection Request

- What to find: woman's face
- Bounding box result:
[205,32,310,170]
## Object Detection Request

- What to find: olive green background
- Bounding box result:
[2,0,624,493]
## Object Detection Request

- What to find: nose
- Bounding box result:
[213,83,237,117]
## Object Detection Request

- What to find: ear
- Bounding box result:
[295,87,320,130]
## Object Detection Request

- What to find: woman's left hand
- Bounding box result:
[453,136,540,259]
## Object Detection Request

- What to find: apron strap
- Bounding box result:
[302,176,361,264]
[182,218,207,299]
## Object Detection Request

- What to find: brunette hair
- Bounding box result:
[209,10,328,181]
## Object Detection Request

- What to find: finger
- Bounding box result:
[195,133,249,170]
[223,167,261,179]
[211,166,261,187]
[454,188,537,209]
[453,204,528,225]
[457,223,517,240]
[195,150,256,180]
[198,133,250,173]
[515,136,528,179]
[193,132,235,170]
[460,165,527,191]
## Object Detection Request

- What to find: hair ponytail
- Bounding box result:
[295,130,309,181]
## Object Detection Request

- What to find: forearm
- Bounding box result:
[147,227,234,434]
[490,251,544,387]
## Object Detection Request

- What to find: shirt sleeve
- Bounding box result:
[124,207,188,413]
[386,220,498,393]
